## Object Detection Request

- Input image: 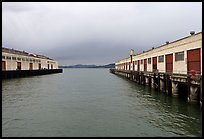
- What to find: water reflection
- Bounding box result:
[2,69,202,137]
[123,79,202,137]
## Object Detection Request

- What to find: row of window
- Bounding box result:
[2,61,55,70]
[157,51,184,63]
[2,55,41,63]
[139,51,184,64]
[117,51,184,65]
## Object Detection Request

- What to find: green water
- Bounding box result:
[2,68,202,137]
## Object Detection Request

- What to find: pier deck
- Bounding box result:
[110,69,202,106]
[2,69,63,79]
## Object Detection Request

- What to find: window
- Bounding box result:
[22,58,25,61]
[6,56,11,60]
[175,51,184,61]
[148,58,151,64]
[158,55,164,63]
[2,56,5,59]
[12,57,16,60]
[141,59,143,64]
[26,58,29,61]
[30,58,32,62]
[17,57,21,61]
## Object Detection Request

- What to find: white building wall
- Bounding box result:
[2,51,59,71]
[115,32,202,75]
[147,61,151,72]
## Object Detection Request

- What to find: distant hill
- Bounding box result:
[59,63,115,68]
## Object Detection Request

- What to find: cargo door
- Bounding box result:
[165,54,173,73]
[17,62,21,70]
[138,60,140,71]
[144,59,147,71]
[29,63,33,70]
[153,57,157,72]
[187,48,201,74]
[2,61,6,71]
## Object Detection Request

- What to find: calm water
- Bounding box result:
[2,69,202,137]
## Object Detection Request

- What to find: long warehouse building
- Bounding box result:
[115,31,202,75]
[2,47,59,71]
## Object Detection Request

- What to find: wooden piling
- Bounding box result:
[187,75,191,102]
[158,73,160,92]
[148,75,151,88]
[163,73,166,94]
[153,73,156,90]
[141,72,145,85]
[110,69,201,104]
[167,74,172,96]
[200,77,202,108]
[143,73,146,86]
[138,72,141,85]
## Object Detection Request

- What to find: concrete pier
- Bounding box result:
[110,69,202,105]
[2,69,63,79]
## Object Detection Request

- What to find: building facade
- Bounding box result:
[115,32,202,75]
[2,47,59,71]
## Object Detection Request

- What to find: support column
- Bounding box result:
[172,81,179,96]
[160,79,164,93]
[200,78,202,108]
[158,73,160,92]
[163,73,166,94]
[167,74,172,96]
[187,75,191,102]
[190,86,199,102]
[154,73,156,90]
[149,75,151,88]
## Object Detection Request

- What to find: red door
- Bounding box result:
[187,48,201,74]
[153,57,157,72]
[166,54,173,73]
[17,62,21,70]
[138,60,140,71]
[2,61,6,71]
[144,59,147,71]
[29,63,33,70]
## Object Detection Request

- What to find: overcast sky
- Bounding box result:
[2,2,202,66]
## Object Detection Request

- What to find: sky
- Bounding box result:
[2,2,202,66]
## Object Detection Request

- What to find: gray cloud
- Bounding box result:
[2,2,202,65]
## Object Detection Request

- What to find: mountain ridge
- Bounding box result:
[59,63,115,68]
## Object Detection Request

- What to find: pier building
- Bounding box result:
[2,47,62,79]
[111,31,202,105]
[2,47,59,71]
